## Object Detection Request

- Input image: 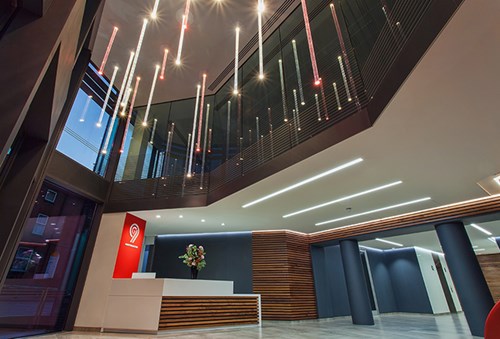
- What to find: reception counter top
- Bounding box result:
[102,278,260,333]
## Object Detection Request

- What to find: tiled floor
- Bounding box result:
[25,313,480,339]
[0,329,50,339]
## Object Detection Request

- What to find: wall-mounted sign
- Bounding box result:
[113,213,146,278]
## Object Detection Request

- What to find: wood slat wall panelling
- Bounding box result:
[158,296,259,330]
[309,195,500,244]
[252,231,317,320]
[478,254,500,302]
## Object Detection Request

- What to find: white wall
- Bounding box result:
[415,247,450,314]
[74,212,127,329]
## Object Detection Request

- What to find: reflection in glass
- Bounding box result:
[0,181,96,336]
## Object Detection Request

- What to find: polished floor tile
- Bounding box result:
[27,313,481,339]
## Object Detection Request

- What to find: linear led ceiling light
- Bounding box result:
[101,51,135,154]
[283,181,402,218]
[233,26,240,94]
[97,66,118,127]
[315,197,431,226]
[187,84,201,177]
[300,0,320,85]
[176,0,191,65]
[142,64,161,126]
[257,0,265,79]
[414,246,443,256]
[120,76,141,153]
[123,18,149,110]
[242,157,363,208]
[278,59,288,122]
[375,238,403,247]
[160,49,168,80]
[151,0,160,19]
[196,73,207,152]
[99,26,118,75]
[470,223,492,236]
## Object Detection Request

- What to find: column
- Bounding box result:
[340,239,374,325]
[435,221,494,337]
[496,237,500,250]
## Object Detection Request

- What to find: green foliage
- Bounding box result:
[178,244,206,270]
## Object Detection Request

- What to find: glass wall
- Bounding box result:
[110,0,435,199]
[117,0,370,185]
[0,0,17,33]
[0,181,97,337]
[56,64,119,177]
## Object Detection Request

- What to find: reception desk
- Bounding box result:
[102,278,261,333]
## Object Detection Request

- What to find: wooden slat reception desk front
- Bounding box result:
[102,279,261,333]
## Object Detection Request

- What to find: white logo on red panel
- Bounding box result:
[125,223,140,249]
[129,223,140,243]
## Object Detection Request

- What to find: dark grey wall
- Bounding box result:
[152,232,252,293]
[366,247,432,314]
[311,245,351,318]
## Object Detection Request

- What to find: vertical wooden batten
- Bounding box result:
[252,231,317,320]
[478,254,500,302]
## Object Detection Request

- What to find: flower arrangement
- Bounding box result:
[179,244,206,271]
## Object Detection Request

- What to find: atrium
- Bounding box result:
[0,0,499,338]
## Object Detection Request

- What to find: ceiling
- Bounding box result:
[93,0,284,106]
[360,221,500,255]
[125,0,500,250]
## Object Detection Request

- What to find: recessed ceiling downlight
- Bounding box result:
[242,158,363,208]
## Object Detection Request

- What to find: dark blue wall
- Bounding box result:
[312,245,433,317]
[386,248,432,313]
[152,232,253,293]
[366,247,432,314]
[365,249,397,313]
[311,245,351,318]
